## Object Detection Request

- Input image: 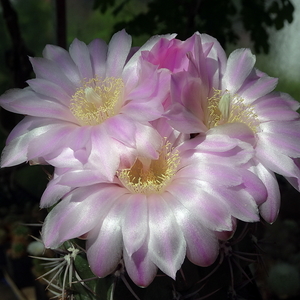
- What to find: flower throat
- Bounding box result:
[70,77,124,126]
[207,89,259,133]
[118,142,180,195]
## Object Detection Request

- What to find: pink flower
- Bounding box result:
[141,32,227,109]
[165,34,300,222]
[0,30,174,179]
[41,119,266,286]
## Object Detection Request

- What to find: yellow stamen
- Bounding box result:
[207,89,259,133]
[70,77,124,126]
[118,141,180,195]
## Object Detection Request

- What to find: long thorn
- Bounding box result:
[121,275,140,300]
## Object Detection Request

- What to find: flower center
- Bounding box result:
[118,141,180,195]
[207,89,259,133]
[70,77,124,126]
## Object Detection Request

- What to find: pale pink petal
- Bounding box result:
[121,194,148,256]
[27,125,75,159]
[254,93,300,122]
[286,158,300,190]
[166,194,219,266]
[123,33,176,90]
[105,115,137,148]
[223,49,256,93]
[1,119,73,167]
[29,57,76,95]
[256,137,300,179]
[42,44,81,85]
[121,99,164,123]
[178,74,209,119]
[259,120,300,137]
[215,218,237,241]
[166,103,206,133]
[57,169,106,187]
[27,78,71,103]
[106,30,131,77]
[88,38,108,78]
[88,126,121,180]
[166,71,207,133]
[46,148,86,168]
[134,123,162,159]
[1,136,30,167]
[258,130,300,158]
[42,184,123,248]
[62,125,93,151]
[125,61,164,100]
[239,169,267,206]
[213,185,260,222]
[123,64,169,121]
[249,160,280,223]
[0,88,75,121]
[177,133,240,153]
[177,163,243,187]
[167,179,233,231]
[187,35,211,85]
[86,197,127,277]
[255,98,299,122]
[40,178,72,208]
[200,33,227,89]
[123,241,157,287]
[151,117,189,147]
[207,123,256,147]
[148,194,186,279]
[179,132,254,166]
[239,75,278,103]
[69,38,93,79]
[140,37,190,72]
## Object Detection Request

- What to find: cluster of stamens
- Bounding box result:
[118,141,180,195]
[207,89,259,133]
[70,77,124,126]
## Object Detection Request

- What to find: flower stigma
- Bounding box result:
[207,89,259,133]
[70,77,124,126]
[118,141,180,195]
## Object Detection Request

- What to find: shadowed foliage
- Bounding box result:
[94,0,294,53]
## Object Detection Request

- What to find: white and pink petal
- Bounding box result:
[147,194,186,279]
